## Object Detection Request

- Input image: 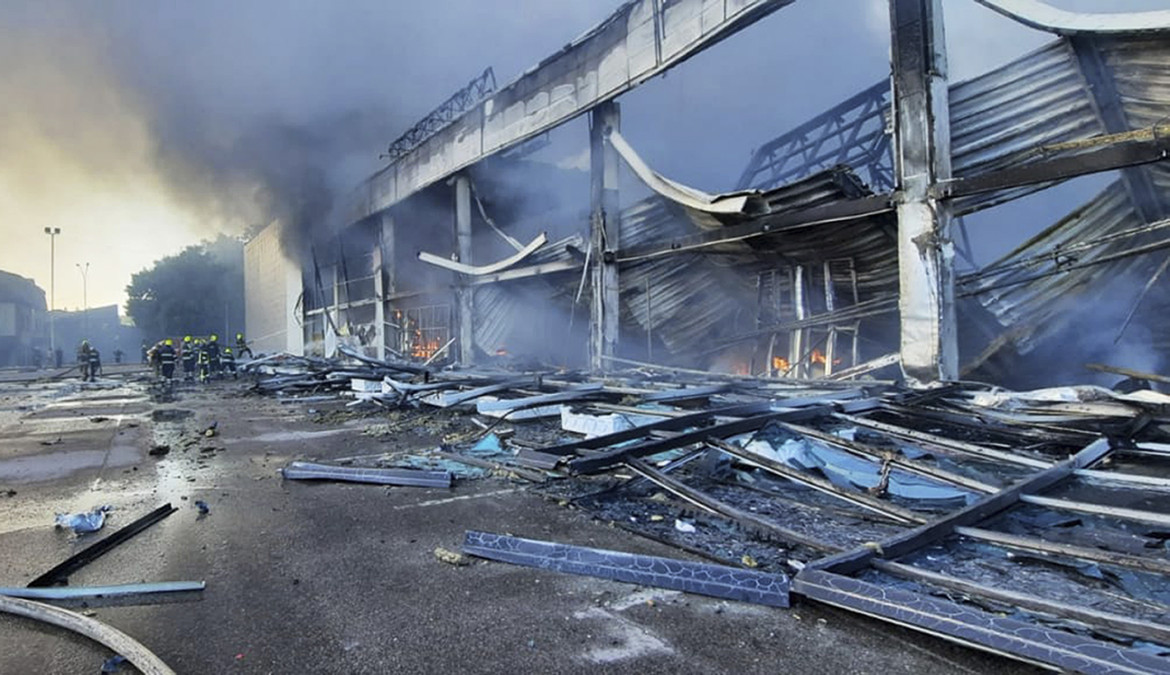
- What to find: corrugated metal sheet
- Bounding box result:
[948,40,1103,214]
[472,235,584,358]
[618,168,898,358]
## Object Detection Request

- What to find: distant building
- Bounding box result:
[50,305,143,363]
[0,270,47,367]
[244,223,303,356]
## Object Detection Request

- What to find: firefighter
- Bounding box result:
[86,347,101,382]
[77,340,91,381]
[148,341,162,377]
[197,340,211,383]
[159,339,177,381]
[221,346,237,379]
[235,332,254,359]
[181,335,197,382]
[206,334,221,377]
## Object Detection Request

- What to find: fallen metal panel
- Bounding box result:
[569,409,826,475]
[808,438,1111,575]
[417,233,548,275]
[281,461,453,488]
[539,401,773,456]
[609,130,760,217]
[974,0,1170,35]
[462,531,789,607]
[28,504,177,588]
[0,582,205,601]
[475,383,606,413]
[793,569,1170,675]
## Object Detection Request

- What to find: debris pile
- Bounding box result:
[258,348,1170,671]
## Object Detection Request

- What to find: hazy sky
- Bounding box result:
[0,0,1163,312]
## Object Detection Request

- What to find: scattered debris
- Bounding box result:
[281,461,453,488]
[100,654,127,673]
[54,506,111,534]
[148,444,171,457]
[30,504,177,587]
[194,500,210,515]
[0,581,205,601]
[433,546,471,566]
[462,531,790,608]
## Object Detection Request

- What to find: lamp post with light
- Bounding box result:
[44,227,60,352]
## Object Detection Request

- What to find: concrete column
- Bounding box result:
[890,0,957,384]
[378,212,396,359]
[372,220,385,361]
[455,175,475,365]
[589,101,621,371]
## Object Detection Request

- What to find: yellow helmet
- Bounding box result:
[210,334,218,342]
[165,338,174,346]
[184,335,192,342]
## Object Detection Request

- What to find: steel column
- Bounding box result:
[455,176,474,365]
[590,101,621,371]
[890,0,957,384]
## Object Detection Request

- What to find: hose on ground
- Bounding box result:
[0,594,176,675]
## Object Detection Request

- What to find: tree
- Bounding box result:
[125,235,245,340]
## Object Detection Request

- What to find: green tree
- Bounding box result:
[125,235,245,340]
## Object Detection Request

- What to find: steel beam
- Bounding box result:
[350,0,798,223]
[28,504,177,588]
[455,175,474,365]
[462,531,790,608]
[890,0,958,384]
[792,570,1170,674]
[281,461,453,488]
[1071,35,1167,224]
[379,212,396,358]
[937,137,1170,200]
[590,102,621,371]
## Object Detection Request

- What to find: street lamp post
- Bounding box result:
[76,262,90,338]
[44,227,60,353]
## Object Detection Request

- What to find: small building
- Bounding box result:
[0,270,47,367]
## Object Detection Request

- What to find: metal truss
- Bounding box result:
[738,81,894,192]
[384,67,497,162]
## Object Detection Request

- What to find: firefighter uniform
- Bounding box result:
[235,333,254,359]
[222,347,237,379]
[197,341,211,383]
[207,334,221,377]
[86,348,101,382]
[78,341,91,381]
[159,339,177,380]
[181,336,197,381]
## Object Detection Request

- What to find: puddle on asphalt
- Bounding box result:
[0,443,142,483]
[246,428,353,443]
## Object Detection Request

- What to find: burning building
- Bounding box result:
[246,0,1170,389]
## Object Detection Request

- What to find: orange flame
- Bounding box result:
[811,349,826,365]
[772,357,790,372]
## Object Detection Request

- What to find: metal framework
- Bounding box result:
[383,67,497,162]
[738,81,894,192]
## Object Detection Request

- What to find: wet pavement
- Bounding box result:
[0,371,1036,673]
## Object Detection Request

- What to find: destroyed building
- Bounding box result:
[246,0,1170,393]
[233,3,1170,669]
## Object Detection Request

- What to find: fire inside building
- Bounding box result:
[232,1,1170,670]
[248,0,1170,391]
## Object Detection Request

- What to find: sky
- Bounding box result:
[0,0,1164,312]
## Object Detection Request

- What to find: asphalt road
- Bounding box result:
[0,374,1037,674]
